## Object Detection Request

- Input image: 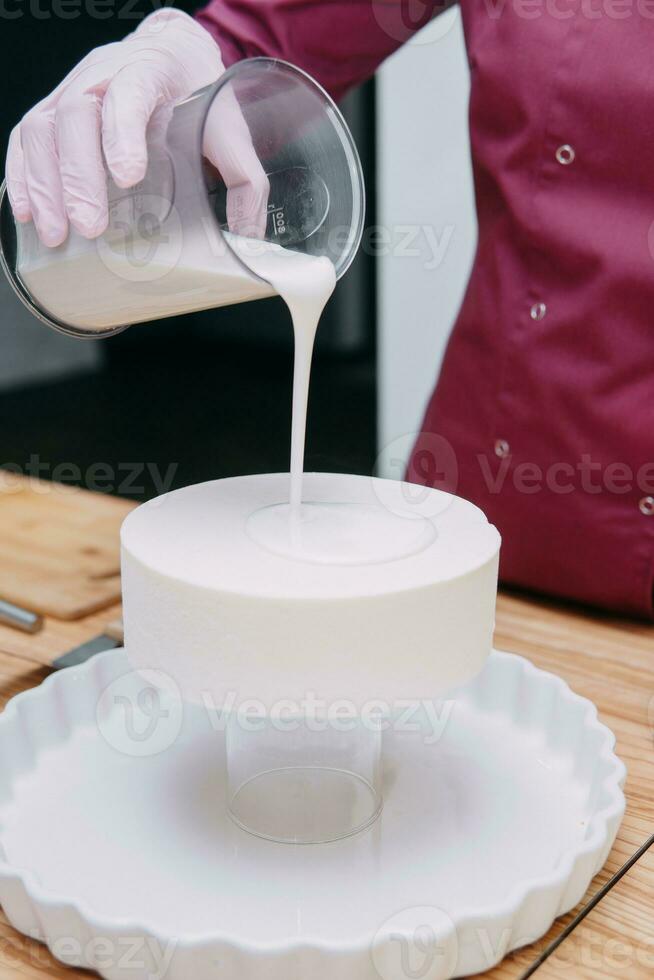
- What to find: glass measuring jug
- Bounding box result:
[0,58,364,338]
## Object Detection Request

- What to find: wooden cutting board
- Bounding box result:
[0,471,135,620]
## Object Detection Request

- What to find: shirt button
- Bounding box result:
[556,144,575,165]
[639,496,654,516]
[494,439,510,459]
[530,301,547,321]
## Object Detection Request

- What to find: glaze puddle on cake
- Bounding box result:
[246,501,437,565]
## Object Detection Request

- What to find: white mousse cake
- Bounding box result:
[121,473,501,708]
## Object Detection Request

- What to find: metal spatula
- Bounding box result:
[52,619,124,670]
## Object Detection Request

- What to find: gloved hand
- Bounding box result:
[5,8,268,247]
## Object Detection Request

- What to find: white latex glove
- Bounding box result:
[5,9,268,247]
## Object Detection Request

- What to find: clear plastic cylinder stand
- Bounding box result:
[226,708,383,844]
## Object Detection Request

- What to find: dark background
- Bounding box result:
[0,0,377,501]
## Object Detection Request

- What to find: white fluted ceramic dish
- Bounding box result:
[0,649,625,980]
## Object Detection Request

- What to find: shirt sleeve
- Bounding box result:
[195,0,450,101]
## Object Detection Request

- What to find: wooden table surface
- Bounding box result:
[0,588,651,978]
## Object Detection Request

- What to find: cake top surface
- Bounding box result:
[121,473,501,599]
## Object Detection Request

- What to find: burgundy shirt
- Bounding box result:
[197,0,654,618]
